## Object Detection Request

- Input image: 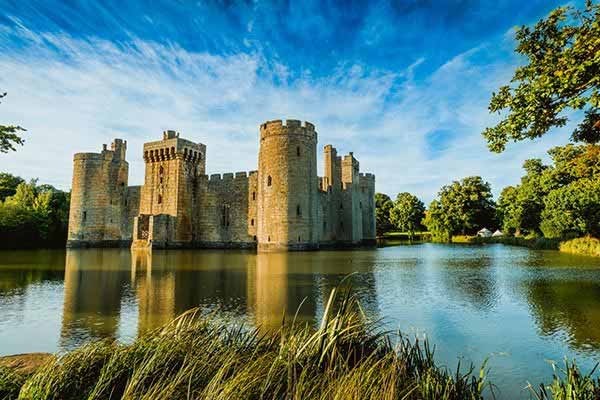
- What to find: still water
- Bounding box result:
[1,244,599,398]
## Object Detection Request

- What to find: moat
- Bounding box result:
[1,244,599,399]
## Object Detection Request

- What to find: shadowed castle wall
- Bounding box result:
[194,171,257,248]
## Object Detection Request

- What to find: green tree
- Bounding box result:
[0,177,70,248]
[540,178,600,238]
[0,92,26,153]
[497,185,520,235]
[375,193,393,236]
[422,200,452,242]
[390,192,425,239]
[497,144,600,238]
[505,159,551,236]
[0,172,24,201]
[423,177,496,241]
[483,1,600,152]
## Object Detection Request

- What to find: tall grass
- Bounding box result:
[528,360,600,400]
[4,288,600,399]
[559,237,600,257]
[10,288,490,400]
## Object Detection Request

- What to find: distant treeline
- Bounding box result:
[0,173,70,249]
[377,143,600,244]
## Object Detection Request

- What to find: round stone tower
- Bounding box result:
[67,139,129,247]
[257,119,319,251]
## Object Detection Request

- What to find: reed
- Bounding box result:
[3,288,599,399]
[10,288,489,400]
[528,360,600,400]
[559,236,600,257]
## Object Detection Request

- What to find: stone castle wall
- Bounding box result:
[68,121,376,251]
[193,171,257,248]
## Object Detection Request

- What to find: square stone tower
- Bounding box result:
[134,130,205,247]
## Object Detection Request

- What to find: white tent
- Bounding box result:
[492,230,504,237]
[477,228,492,237]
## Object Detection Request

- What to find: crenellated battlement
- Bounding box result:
[143,131,205,164]
[208,171,253,182]
[259,119,317,141]
[68,120,375,250]
[73,152,105,161]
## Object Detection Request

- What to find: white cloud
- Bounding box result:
[0,23,572,203]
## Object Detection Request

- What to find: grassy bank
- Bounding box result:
[465,235,561,250]
[457,234,600,257]
[382,231,432,241]
[1,290,599,399]
[1,289,491,400]
[559,236,600,257]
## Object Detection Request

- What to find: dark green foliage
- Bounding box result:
[0,92,26,154]
[375,192,394,236]
[541,178,600,238]
[423,177,496,241]
[0,173,24,201]
[0,176,70,249]
[483,1,600,152]
[497,144,600,239]
[497,159,549,236]
[390,192,425,239]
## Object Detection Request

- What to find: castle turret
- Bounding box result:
[133,130,206,248]
[67,139,129,247]
[257,120,319,251]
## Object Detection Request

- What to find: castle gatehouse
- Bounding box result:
[67,120,375,251]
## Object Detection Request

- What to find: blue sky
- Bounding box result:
[0,0,581,202]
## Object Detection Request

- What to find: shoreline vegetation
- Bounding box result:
[1,289,599,400]
[381,231,600,258]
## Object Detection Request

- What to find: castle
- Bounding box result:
[67,119,376,251]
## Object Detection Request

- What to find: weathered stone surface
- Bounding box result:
[67,122,375,251]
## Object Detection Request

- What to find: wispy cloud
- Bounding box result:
[0,19,572,203]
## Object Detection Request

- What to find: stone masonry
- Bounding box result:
[67,120,376,251]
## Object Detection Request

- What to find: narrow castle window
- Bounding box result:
[159,165,164,175]
[268,236,271,242]
[340,221,344,231]
[323,221,327,232]
[296,146,300,157]
[298,236,301,242]
[253,235,257,241]
[296,205,301,217]
[340,203,343,210]
[360,202,362,209]
[82,211,87,222]
[157,195,163,204]
[252,192,256,200]
[267,176,272,186]
[222,205,230,227]
[251,219,254,226]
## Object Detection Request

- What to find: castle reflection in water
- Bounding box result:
[60,249,380,348]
